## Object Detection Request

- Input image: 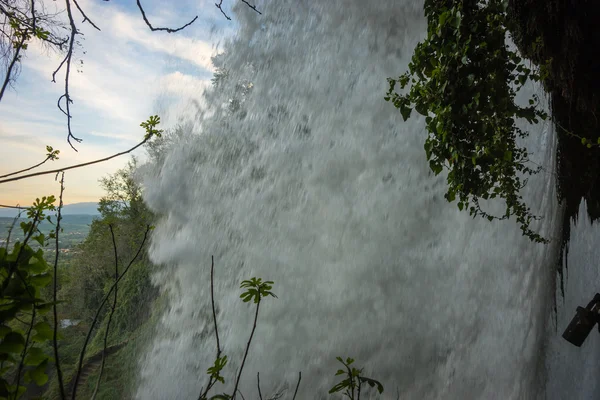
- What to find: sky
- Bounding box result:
[0,0,238,206]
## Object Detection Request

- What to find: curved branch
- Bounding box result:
[71,225,151,400]
[72,0,100,31]
[0,156,51,179]
[0,136,151,184]
[61,0,82,150]
[240,0,262,15]
[0,33,26,103]
[136,0,197,33]
[215,0,231,20]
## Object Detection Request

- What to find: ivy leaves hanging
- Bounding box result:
[386,0,549,243]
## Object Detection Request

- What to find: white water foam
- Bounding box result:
[137,1,560,398]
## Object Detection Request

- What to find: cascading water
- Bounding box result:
[137,1,560,399]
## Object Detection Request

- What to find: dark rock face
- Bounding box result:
[508,0,600,287]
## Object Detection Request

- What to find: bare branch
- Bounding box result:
[240,0,262,15]
[71,225,151,400]
[72,0,100,31]
[215,0,231,21]
[0,136,152,184]
[257,372,263,400]
[91,224,119,400]
[136,0,197,33]
[52,171,67,400]
[14,297,36,395]
[198,255,223,400]
[0,155,52,179]
[292,372,301,400]
[210,255,221,354]
[0,32,25,102]
[4,205,24,251]
[0,204,25,209]
[232,295,261,399]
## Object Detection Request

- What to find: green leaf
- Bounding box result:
[24,347,49,366]
[415,103,428,116]
[30,359,49,386]
[29,273,52,288]
[32,321,53,342]
[359,377,384,394]
[0,332,25,353]
[399,104,412,121]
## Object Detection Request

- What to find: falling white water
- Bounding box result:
[137,1,560,399]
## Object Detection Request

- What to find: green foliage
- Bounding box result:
[329,357,384,399]
[0,196,59,398]
[385,0,549,243]
[140,115,164,140]
[206,356,228,385]
[45,146,60,161]
[239,278,277,304]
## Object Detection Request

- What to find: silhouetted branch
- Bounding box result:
[58,0,82,150]
[0,136,152,184]
[210,255,221,354]
[0,32,25,102]
[72,0,100,31]
[215,0,231,20]
[292,372,301,400]
[215,0,262,21]
[136,0,197,33]
[0,204,25,209]
[257,372,263,400]
[198,256,222,400]
[4,205,23,251]
[14,298,36,395]
[91,224,119,400]
[52,171,67,400]
[0,153,56,179]
[232,296,261,400]
[71,225,151,400]
[240,0,262,15]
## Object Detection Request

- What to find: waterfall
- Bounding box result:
[138,1,560,399]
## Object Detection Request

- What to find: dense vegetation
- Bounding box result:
[2,0,599,398]
[385,0,550,243]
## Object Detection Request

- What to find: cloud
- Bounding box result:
[0,0,225,204]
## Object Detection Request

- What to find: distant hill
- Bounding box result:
[0,202,100,218]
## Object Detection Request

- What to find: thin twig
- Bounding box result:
[0,204,26,209]
[240,0,262,15]
[71,225,151,400]
[52,172,67,400]
[136,0,197,33]
[59,0,82,150]
[215,0,231,20]
[14,302,36,398]
[72,0,100,30]
[0,155,52,179]
[30,0,36,33]
[232,298,261,400]
[91,224,119,400]
[0,33,26,102]
[198,256,222,400]
[210,255,220,353]
[0,136,152,184]
[257,372,263,400]
[4,206,23,251]
[291,372,301,400]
